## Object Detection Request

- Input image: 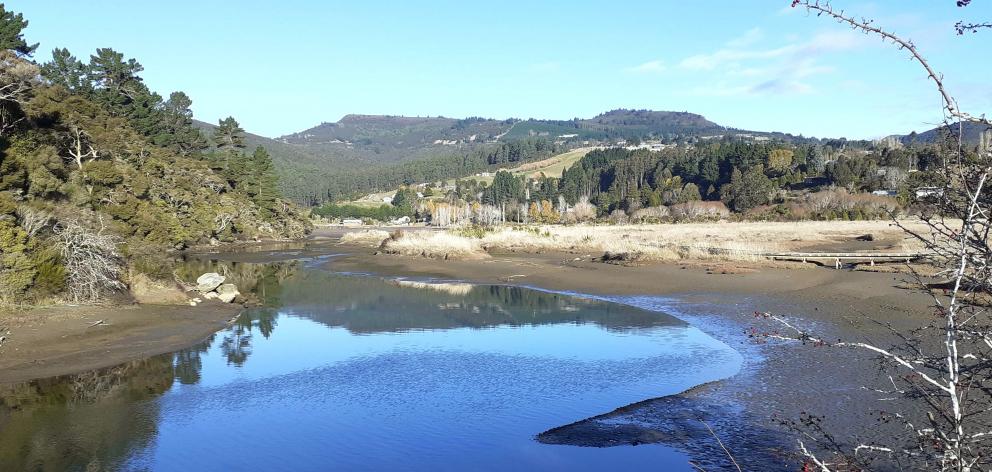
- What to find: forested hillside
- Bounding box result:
[267,109,820,205]
[0,5,309,304]
[322,133,962,226]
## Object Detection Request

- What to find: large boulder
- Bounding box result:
[195,273,225,292]
[216,284,240,303]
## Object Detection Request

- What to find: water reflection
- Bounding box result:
[275,271,684,333]
[0,354,177,471]
[0,261,740,471]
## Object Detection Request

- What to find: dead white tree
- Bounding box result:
[52,217,126,303]
[15,207,51,237]
[64,124,100,171]
[753,2,992,470]
[0,50,40,136]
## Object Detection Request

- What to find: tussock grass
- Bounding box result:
[380,230,490,260]
[366,220,935,264]
[339,229,391,247]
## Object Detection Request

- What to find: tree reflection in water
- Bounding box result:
[0,259,300,470]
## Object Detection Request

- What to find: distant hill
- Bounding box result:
[203,109,820,205]
[899,121,991,146]
[502,109,727,141]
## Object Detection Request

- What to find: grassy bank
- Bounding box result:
[340,220,930,263]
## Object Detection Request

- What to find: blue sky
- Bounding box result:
[9,1,991,139]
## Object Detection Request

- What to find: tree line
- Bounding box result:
[0,4,308,303]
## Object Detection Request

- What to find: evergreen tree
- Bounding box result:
[213,116,245,152]
[160,91,207,156]
[41,48,91,93]
[87,48,144,99]
[483,170,522,205]
[0,4,37,55]
[212,116,247,180]
[248,146,279,217]
[721,166,773,212]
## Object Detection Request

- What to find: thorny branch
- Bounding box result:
[762,2,992,471]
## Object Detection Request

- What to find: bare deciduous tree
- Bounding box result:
[0,50,39,136]
[53,217,126,303]
[753,2,992,470]
[15,207,51,238]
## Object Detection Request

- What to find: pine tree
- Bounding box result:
[248,146,279,218]
[41,48,91,93]
[0,4,37,55]
[212,116,246,181]
[160,92,207,156]
[213,116,245,153]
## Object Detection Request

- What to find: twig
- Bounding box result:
[700,419,743,472]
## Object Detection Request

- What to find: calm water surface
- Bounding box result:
[0,258,742,471]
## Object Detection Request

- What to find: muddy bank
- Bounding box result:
[0,303,241,385]
[0,237,336,385]
[328,242,935,468]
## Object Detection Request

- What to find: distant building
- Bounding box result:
[341,218,363,226]
[915,187,943,199]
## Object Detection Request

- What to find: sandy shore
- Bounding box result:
[0,303,241,384]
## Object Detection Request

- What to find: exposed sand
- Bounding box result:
[0,303,241,384]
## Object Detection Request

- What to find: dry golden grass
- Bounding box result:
[359,219,936,264]
[339,229,391,247]
[380,231,490,260]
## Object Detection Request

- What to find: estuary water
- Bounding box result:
[0,258,742,471]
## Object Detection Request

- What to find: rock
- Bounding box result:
[216,284,240,303]
[195,273,225,292]
[203,291,219,300]
[855,233,875,241]
[129,273,188,305]
[188,300,198,306]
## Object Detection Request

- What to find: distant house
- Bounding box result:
[915,187,943,199]
[382,196,393,204]
[872,190,897,197]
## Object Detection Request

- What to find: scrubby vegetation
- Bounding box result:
[0,5,309,304]
[317,131,966,227]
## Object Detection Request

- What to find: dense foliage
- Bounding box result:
[0,5,309,303]
[319,134,960,224]
[288,137,562,205]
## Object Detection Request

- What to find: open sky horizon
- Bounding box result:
[10,1,992,140]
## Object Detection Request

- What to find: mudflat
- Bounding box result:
[330,243,937,467]
[0,303,240,384]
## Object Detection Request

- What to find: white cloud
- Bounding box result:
[725,27,764,48]
[679,29,864,97]
[626,59,667,74]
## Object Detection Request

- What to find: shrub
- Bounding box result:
[631,206,670,223]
